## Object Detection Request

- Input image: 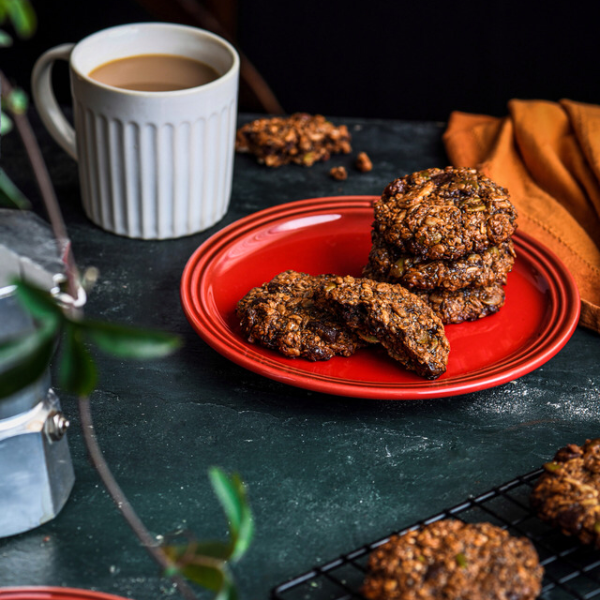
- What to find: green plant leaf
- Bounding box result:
[215,572,238,600]
[164,540,232,562]
[0,29,12,46]
[0,168,30,209]
[0,111,13,135]
[209,468,243,533]
[5,88,28,114]
[180,564,225,595]
[164,557,236,600]
[14,279,63,322]
[0,321,56,399]
[59,322,98,395]
[229,473,254,561]
[209,468,254,561]
[6,0,36,38]
[80,319,182,359]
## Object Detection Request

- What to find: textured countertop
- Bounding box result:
[0,114,599,600]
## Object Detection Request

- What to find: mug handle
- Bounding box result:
[31,44,77,160]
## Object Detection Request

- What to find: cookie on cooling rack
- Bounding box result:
[362,519,543,600]
[531,438,600,547]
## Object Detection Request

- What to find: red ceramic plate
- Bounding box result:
[180,196,580,400]
[0,588,131,600]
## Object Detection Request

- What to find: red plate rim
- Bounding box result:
[180,196,580,400]
[0,587,132,600]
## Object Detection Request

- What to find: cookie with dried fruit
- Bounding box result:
[363,519,543,600]
[373,167,517,261]
[315,275,449,379]
[236,270,364,361]
[531,438,600,547]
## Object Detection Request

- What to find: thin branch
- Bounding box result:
[78,397,199,600]
[0,70,79,299]
[1,68,199,600]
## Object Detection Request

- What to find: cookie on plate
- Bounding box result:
[236,270,364,361]
[413,284,506,324]
[315,275,450,379]
[373,167,517,261]
[531,438,600,547]
[362,519,543,600]
[364,231,515,291]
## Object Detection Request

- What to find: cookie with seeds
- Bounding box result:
[362,519,543,600]
[315,275,449,379]
[373,167,517,261]
[530,439,600,547]
[235,113,351,167]
[413,284,505,324]
[236,270,364,362]
[364,231,515,291]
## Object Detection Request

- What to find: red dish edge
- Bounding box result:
[0,588,133,600]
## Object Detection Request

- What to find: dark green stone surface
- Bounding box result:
[0,114,599,599]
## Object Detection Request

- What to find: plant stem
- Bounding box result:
[78,396,200,600]
[0,70,79,300]
[1,68,199,600]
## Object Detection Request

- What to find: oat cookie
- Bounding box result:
[373,167,517,260]
[531,439,600,547]
[236,271,364,361]
[364,231,515,291]
[362,519,543,600]
[413,284,505,324]
[235,113,351,167]
[315,275,449,379]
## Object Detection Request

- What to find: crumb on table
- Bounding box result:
[355,151,373,172]
[330,166,348,180]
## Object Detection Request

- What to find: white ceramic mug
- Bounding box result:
[32,23,239,240]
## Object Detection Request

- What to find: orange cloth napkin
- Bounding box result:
[443,99,600,333]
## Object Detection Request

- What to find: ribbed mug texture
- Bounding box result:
[74,100,236,239]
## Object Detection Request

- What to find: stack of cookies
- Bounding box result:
[363,166,518,324]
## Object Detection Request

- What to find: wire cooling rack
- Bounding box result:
[271,467,600,600]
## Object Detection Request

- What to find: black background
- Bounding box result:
[1,0,599,121]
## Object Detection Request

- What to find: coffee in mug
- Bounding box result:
[31,23,239,240]
[88,54,220,92]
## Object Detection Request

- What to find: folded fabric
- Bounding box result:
[443,99,600,333]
